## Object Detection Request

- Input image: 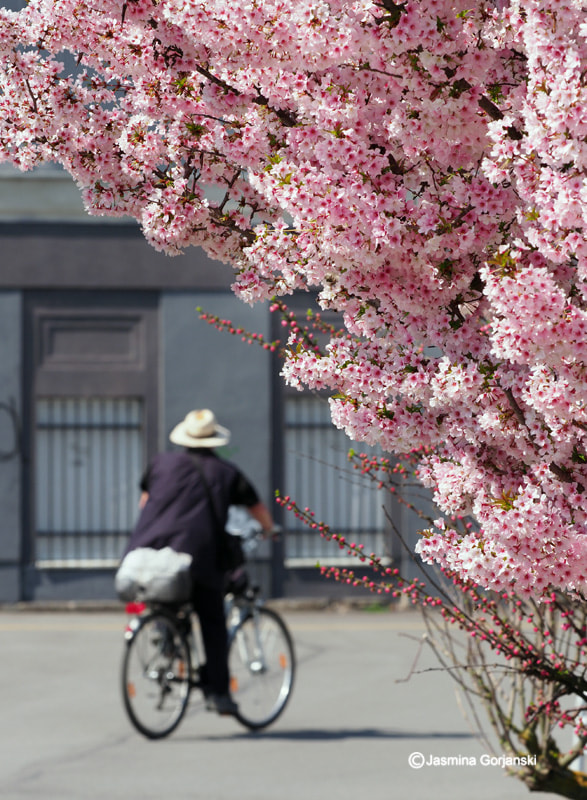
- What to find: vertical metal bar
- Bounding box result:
[124,398,132,559]
[112,398,118,560]
[88,398,95,553]
[74,397,80,562]
[35,400,43,561]
[57,398,64,562]
[122,398,129,560]
[98,396,103,548]
[80,397,89,561]
[66,398,75,560]
[44,398,49,563]
[52,398,58,561]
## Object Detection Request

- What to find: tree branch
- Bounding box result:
[194,65,297,127]
[24,78,38,113]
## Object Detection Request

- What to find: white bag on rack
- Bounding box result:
[115,547,193,603]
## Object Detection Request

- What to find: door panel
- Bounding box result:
[23,292,159,598]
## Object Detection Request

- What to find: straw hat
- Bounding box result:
[169,409,230,449]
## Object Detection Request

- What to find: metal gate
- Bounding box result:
[283,395,391,566]
[35,397,144,566]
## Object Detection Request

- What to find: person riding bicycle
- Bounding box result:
[124,408,276,716]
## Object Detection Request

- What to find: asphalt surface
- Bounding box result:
[0,606,557,800]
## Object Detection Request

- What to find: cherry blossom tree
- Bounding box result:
[201,286,587,798]
[1,0,587,594]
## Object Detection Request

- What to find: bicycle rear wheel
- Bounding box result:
[228,606,295,730]
[122,610,191,739]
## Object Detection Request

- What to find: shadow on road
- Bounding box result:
[179,727,478,743]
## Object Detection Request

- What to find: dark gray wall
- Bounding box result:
[161,291,273,507]
[0,223,235,290]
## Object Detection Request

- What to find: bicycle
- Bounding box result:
[120,525,295,740]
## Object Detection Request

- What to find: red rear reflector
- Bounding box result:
[126,602,146,614]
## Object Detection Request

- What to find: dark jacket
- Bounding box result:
[125,449,259,587]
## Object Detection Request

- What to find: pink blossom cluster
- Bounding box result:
[1,0,587,594]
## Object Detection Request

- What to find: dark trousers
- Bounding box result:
[191,582,229,695]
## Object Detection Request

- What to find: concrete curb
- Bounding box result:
[0,596,411,614]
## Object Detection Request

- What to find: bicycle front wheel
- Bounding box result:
[122,611,191,739]
[228,606,295,730]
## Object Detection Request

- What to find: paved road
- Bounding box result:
[0,607,554,800]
